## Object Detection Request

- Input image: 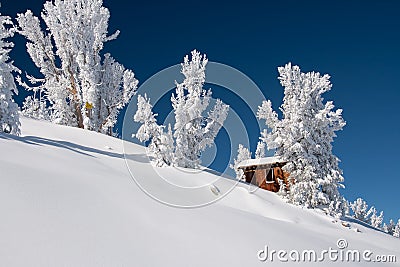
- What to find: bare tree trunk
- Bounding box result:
[74,100,84,128]
[68,67,84,128]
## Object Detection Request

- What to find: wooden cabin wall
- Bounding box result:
[244,171,255,184]
[255,169,266,187]
[240,165,291,193]
[273,167,291,189]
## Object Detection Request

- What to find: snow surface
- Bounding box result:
[238,156,285,168]
[0,117,399,266]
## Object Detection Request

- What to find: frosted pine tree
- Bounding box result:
[370,208,384,229]
[0,6,20,135]
[343,199,350,216]
[171,50,229,168]
[161,124,175,165]
[394,220,400,238]
[257,63,346,211]
[133,50,228,168]
[255,141,265,159]
[16,0,138,134]
[134,94,174,166]
[350,198,374,223]
[18,75,50,120]
[203,99,229,148]
[96,54,138,135]
[328,197,347,218]
[383,219,396,236]
[230,144,251,181]
[21,94,49,120]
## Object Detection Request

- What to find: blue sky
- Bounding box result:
[3,0,399,221]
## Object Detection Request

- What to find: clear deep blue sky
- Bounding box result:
[3,0,399,221]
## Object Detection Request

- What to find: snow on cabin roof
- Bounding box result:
[237,156,286,169]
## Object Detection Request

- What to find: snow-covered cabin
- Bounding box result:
[237,157,290,192]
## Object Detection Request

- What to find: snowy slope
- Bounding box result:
[0,117,399,267]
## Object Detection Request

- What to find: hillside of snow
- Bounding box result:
[0,117,399,266]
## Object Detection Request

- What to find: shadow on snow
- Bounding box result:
[0,133,123,159]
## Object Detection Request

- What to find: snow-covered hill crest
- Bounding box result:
[0,117,398,266]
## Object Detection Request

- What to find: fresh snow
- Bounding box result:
[237,156,285,168]
[0,117,399,266]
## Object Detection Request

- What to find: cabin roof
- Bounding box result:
[237,156,286,169]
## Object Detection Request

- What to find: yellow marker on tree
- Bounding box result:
[85,102,93,110]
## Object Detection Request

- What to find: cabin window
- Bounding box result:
[266,168,274,183]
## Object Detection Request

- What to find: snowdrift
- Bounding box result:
[0,117,398,266]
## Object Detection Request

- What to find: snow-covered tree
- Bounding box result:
[327,197,347,218]
[277,178,287,197]
[370,208,384,229]
[343,199,350,216]
[257,63,346,211]
[21,95,49,120]
[171,50,229,168]
[394,220,400,238]
[133,50,228,168]
[350,198,374,223]
[19,75,49,120]
[134,94,174,166]
[0,5,20,135]
[383,219,396,236]
[255,141,265,159]
[16,0,138,135]
[230,144,251,181]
